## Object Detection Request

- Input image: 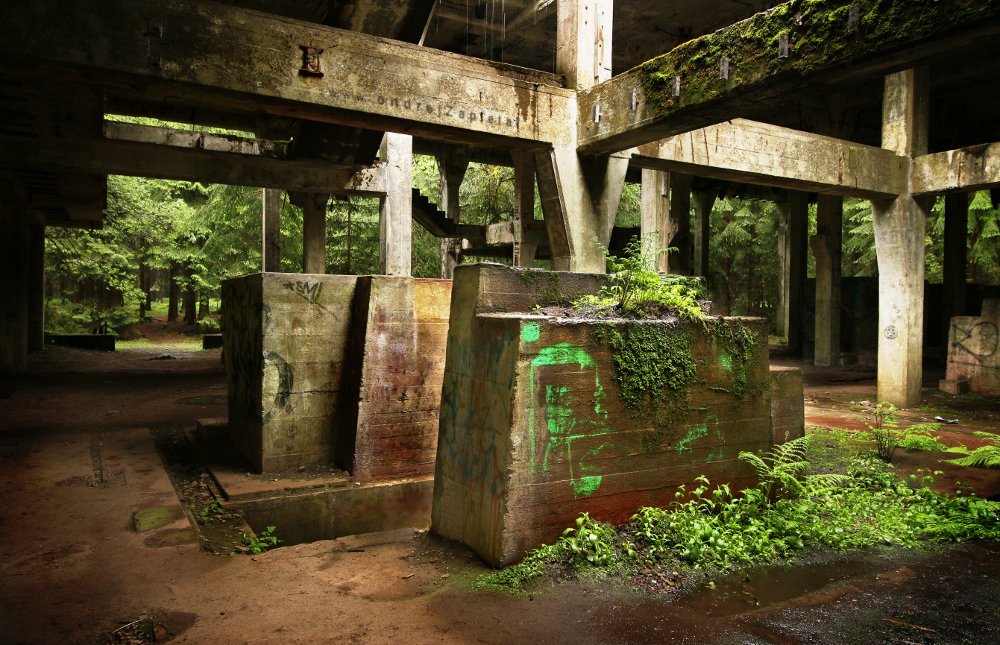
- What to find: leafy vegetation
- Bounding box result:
[477,433,1000,594]
[946,432,1000,469]
[243,525,281,555]
[574,236,707,321]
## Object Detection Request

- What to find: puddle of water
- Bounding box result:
[680,556,884,617]
[133,506,185,532]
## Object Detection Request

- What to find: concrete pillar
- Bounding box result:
[640,169,669,272]
[811,195,843,367]
[436,148,469,278]
[943,192,969,342]
[302,193,330,274]
[872,67,930,408]
[535,0,625,273]
[27,223,45,352]
[262,188,282,272]
[556,0,613,91]
[0,176,29,372]
[512,151,537,268]
[778,192,809,352]
[668,173,693,275]
[379,133,413,276]
[692,189,717,278]
[535,148,629,273]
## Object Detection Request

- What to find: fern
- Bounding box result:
[739,436,849,503]
[946,432,1000,468]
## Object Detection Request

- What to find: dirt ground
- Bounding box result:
[3,345,1000,644]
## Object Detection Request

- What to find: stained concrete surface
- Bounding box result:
[4,346,1000,644]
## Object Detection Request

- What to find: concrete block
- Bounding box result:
[938,379,970,395]
[946,299,1000,395]
[202,334,223,349]
[222,273,359,472]
[222,273,452,477]
[432,264,775,567]
[770,366,805,444]
[46,333,115,351]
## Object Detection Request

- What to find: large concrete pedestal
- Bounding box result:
[432,264,781,567]
[222,273,451,475]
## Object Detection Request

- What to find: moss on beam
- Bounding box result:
[582,0,1000,153]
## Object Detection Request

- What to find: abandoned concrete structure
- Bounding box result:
[3,1,1000,552]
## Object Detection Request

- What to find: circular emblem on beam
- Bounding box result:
[884,325,899,340]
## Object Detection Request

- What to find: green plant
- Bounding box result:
[946,432,1000,468]
[243,525,281,554]
[573,236,706,321]
[197,501,222,524]
[861,402,901,461]
[738,435,850,503]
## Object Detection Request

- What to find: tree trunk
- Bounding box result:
[138,262,146,319]
[167,262,179,322]
[198,294,209,320]
[183,265,197,326]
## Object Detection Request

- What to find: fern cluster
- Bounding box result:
[946,432,1000,468]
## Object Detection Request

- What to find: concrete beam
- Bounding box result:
[912,143,1000,196]
[0,133,385,196]
[632,120,907,200]
[578,0,1000,154]
[2,0,574,149]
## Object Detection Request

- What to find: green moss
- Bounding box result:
[633,0,1000,122]
[703,319,763,400]
[594,321,697,451]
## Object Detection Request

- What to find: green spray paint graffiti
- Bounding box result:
[528,343,619,498]
[677,415,724,463]
[521,321,541,343]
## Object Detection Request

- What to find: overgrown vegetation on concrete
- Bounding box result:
[477,431,1000,594]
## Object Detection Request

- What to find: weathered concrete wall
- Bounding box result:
[946,300,1000,395]
[341,277,452,481]
[223,273,358,472]
[432,264,774,567]
[770,366,805,445]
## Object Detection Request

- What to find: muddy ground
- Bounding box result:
[3,344,1000,644]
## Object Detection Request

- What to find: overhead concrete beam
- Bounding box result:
[912,143,1000,196]
[1,0,574,149]
[105,121,287,159]
[632,119,907,199]
[0,133,385,196]
[578,0,1000,154]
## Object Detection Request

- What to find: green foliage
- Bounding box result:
[574,236,707,320]
[479,435,1000,592]
[738,436,850,503]
[945,432,1000,469]
[243,525,281,555]
[708,197,780,320]
[854,403,949,461]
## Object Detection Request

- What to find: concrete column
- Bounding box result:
[262,188,282,272]
[692,189,717,278]
[811,195,843,367]
[873,67,930,408]
[536,0,625,274]
[668,173,693,275]
[512,150,537,268]
[27,223,45,352]
[535,148,629,273]
[436,148,469,278]
[943,192,969,342]
[556,0,613,90]
[0,176,29,372]
[302,193,330,274]
[778,192,809,353]
[640,169,669,272]
[379,133,413,276]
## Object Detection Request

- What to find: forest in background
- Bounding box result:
[44,155,1000,338]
